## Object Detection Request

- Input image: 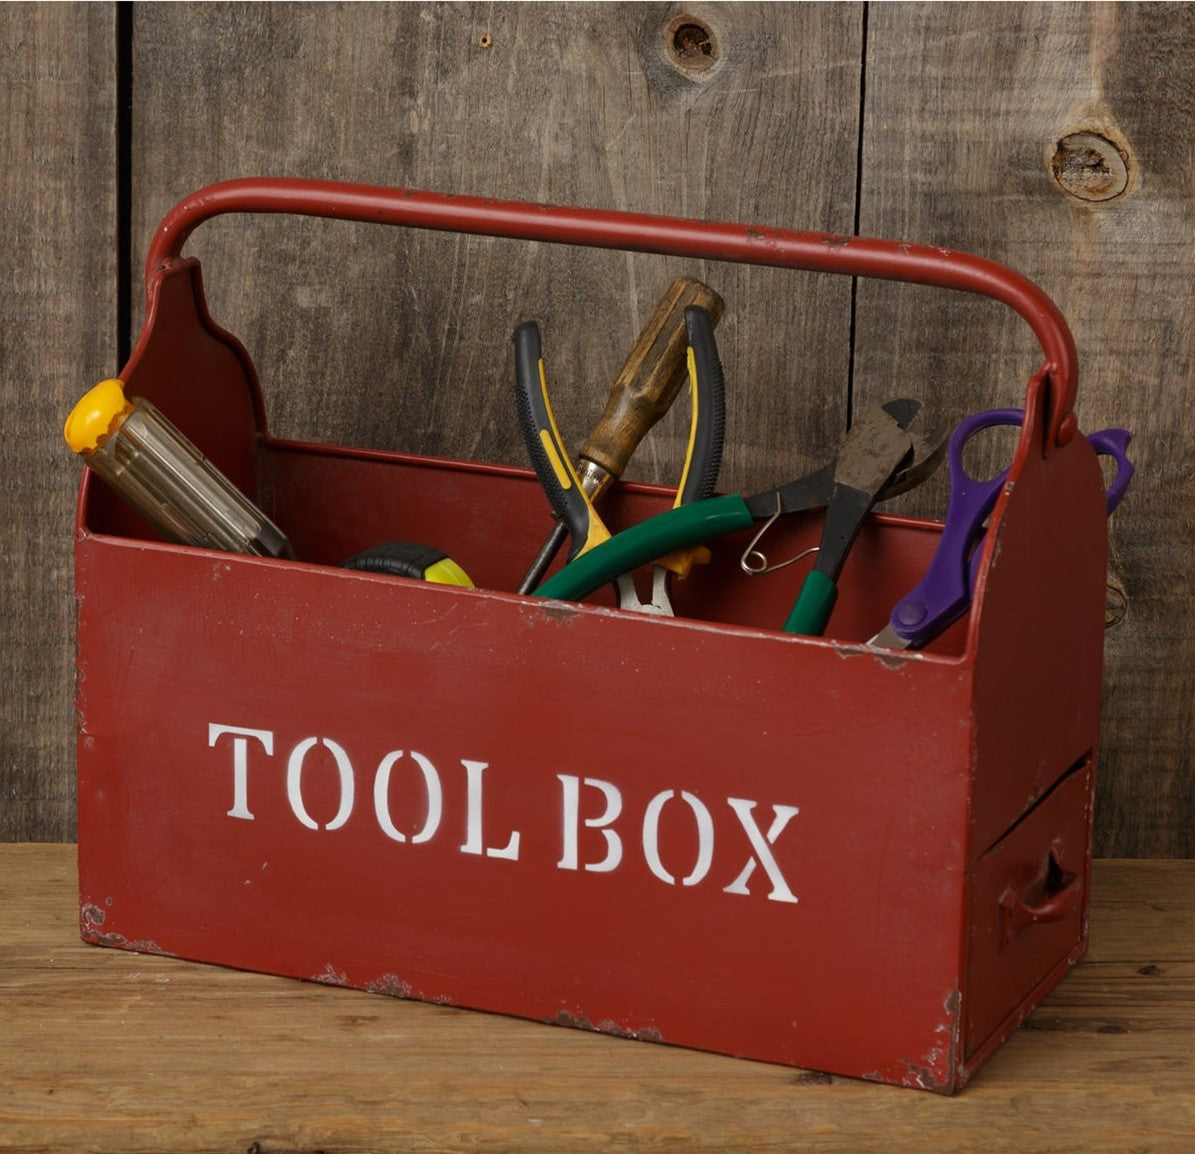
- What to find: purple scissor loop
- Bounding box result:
[877,408,1134,650]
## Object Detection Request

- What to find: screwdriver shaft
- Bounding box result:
[516,462,612,593]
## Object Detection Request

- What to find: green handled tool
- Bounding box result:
[533,399,945,635]
[782,401,921,635]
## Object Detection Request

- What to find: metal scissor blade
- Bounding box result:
[867,623,913,650]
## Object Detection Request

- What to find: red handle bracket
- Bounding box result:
[145,178,1079,452]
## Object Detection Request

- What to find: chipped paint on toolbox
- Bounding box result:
[553,1010,663,1043]
[366,974,413,998]
[312,964,349,987]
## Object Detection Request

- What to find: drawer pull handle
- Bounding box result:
[999,850,1081,948]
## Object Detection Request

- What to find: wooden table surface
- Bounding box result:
[1,846,1192,1153]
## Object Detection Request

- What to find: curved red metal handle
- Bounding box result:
[145,177,1078,451]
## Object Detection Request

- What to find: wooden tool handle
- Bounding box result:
[578,277,724,479]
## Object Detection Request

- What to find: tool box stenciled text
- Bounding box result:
[208,723,801,904]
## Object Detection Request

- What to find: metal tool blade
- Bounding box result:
[831,402,918,497]
[808,403,918,586]
[877,399,948,500]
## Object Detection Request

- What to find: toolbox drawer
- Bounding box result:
[964,756,1094,1064]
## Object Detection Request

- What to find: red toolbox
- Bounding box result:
[73,179,1108,1093]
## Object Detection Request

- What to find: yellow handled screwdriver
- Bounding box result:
[516,276,724,594]
[65,378,296,559]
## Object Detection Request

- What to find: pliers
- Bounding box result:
[782,399,941,635]
[530,399,946,635]
[514,305,726,616]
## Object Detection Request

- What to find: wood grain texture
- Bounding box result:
[0,4,116,841]
[2,845,1192,1152]
[127,2,863,495]
[855,2,1195,856]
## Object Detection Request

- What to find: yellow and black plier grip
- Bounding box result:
[654,307,726,580]
[513,307,726,600]
[513,322,612,562]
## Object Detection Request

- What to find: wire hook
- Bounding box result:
[739,492,820,575]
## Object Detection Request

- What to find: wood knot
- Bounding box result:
[665,15,719,75]
[1051,132,1130,202]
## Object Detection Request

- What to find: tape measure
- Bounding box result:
[343,542,474,587]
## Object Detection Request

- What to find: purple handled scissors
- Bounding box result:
[868,407,1134,651]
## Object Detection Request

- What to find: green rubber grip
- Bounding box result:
[532,493,753,604]
[784,570,839,636]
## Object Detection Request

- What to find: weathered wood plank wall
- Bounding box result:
[3,2,1192,856]
[128,2,864,490]
[854,3,1195,856]
[0,3,116,842]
